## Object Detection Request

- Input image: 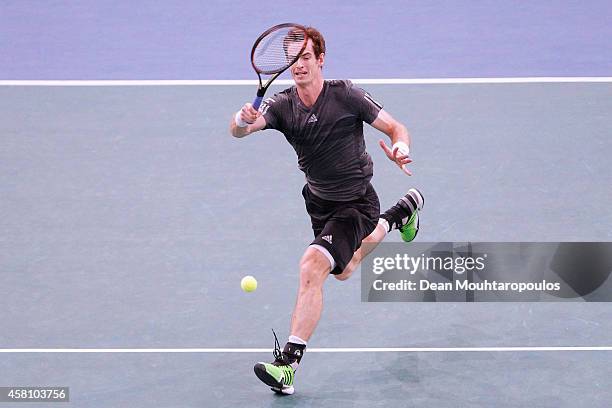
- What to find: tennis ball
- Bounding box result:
[241,275,258,292]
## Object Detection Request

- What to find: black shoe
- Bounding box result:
[380,188,425,233]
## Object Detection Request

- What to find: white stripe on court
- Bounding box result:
[1,77,612,86]
[0,347,611,353]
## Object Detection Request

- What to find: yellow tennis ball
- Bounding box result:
[241,276,257,292]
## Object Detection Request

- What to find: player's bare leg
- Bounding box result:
[254,247,330,395]
[290,247,332,340]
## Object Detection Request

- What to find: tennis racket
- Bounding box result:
[250,23,308,110]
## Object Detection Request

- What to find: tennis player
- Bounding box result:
[230,26,424,395]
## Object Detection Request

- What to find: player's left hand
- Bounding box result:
[378,140,412,176]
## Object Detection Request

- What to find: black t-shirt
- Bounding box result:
[261,79,383,201]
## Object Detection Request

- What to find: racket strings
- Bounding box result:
[253,28,306,74]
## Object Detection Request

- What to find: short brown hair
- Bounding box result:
[305,27,326,58]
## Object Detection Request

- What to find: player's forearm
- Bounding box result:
[230,104,264,138]
[230,118,251,138]
[371,111,411,148]
[389,123,411,148]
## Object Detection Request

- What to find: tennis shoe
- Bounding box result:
[381,188,424,242]
[254,330,301,395]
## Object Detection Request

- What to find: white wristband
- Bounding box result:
[235,111,248,128]
[392,141,410,156]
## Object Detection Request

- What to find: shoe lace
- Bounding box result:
[272,329,284,363]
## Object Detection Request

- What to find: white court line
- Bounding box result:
[1,77,612,86]
[1,347,611,353]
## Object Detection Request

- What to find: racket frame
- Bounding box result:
[250,23,308,109]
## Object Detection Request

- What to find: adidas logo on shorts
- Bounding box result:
[322,235,332,244]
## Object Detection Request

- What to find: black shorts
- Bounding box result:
[302,183,380,274]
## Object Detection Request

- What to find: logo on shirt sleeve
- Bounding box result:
[259,97,276,116]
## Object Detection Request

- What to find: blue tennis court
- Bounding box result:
[1,2,612,407]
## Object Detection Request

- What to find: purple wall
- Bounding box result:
[1,0,611,79]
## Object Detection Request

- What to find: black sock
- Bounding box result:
[283,342,306,365]
[381,192,419,231]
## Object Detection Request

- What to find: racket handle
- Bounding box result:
[252,96,264,111]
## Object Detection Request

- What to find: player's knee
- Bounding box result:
[299,252,328,289]
[298,258,319,289]
[334,270,350,281]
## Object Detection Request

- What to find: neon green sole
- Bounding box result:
[400,210,419,242]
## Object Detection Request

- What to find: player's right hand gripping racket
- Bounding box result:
[250,23,308,110]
